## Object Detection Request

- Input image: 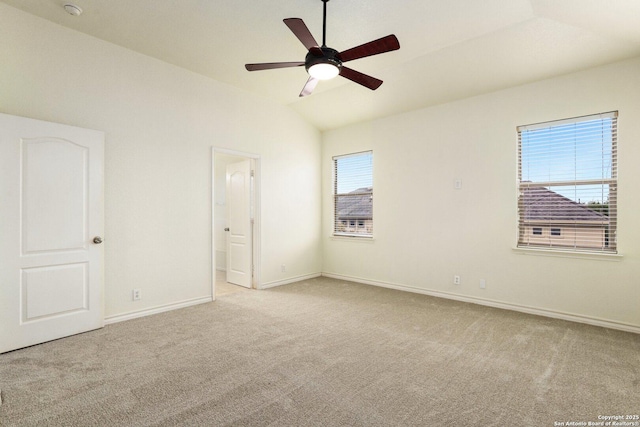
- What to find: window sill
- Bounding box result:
[331,235,375,243]
[512,246,623,261]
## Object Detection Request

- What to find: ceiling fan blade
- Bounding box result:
[299,76,320,97]
[339,35,400,63]
[245,62,305,71]
[339,67,383,90]
[284,18,320,51]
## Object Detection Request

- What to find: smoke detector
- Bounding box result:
[63,3,83,16]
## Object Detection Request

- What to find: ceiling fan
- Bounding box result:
[245,0,400,97]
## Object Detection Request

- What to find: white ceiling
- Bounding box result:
[3,0,640,130]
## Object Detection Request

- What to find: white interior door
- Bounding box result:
[226,159,252,288]
[0,113,104,354]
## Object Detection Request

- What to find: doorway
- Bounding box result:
[212,148,260,298]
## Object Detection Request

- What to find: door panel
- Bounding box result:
[22,263,88,321]
[0,113,104,354]
[226,159,252,288]
[22,138,88,253]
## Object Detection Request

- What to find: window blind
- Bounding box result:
[517,112,617,252]
[333,151,373,237]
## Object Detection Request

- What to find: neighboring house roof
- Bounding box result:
[337,187,372,220]
[337,186,606,223]
[522,187,607,223]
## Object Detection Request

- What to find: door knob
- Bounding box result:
[93,236,103,244]
[224,228,230,231]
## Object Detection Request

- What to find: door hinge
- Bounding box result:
[250,169,255,177]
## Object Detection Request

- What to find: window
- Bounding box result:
[517,112,617,252]
[333,151,373,237]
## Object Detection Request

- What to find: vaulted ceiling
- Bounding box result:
[3,0,640,130]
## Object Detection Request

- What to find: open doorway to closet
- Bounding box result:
[212,149,260,298]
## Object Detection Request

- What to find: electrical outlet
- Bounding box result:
[132,289,141,301]
[281,264,286,273]
[453,275,461,285]
[480,279,486,289]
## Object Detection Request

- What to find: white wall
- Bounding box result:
[0,4,322,319]
[322,57,640,331]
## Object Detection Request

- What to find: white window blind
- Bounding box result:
[517,111,617,252]
[333,151,373,237]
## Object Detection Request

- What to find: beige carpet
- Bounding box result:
[0,276,638,426]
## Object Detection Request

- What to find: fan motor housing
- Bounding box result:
[305,47,342,73]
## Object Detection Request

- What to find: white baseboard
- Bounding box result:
[260,272,322,289]
[322,272,640,335]
[104,296,213,325]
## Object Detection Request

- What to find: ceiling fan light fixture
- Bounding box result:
[244,0,400,96]
[308,62,339,80]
